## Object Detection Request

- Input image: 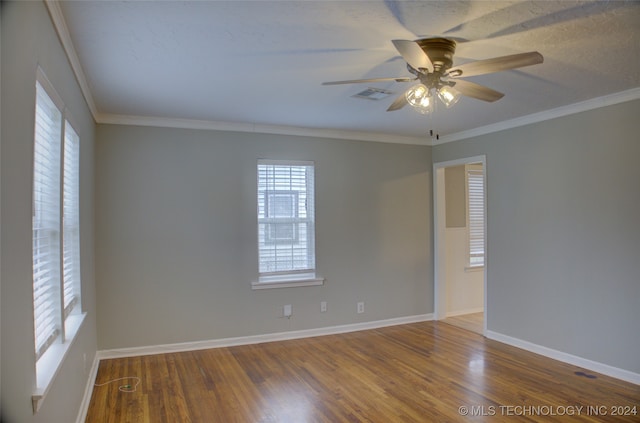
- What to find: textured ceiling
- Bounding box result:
[57,1,640,142]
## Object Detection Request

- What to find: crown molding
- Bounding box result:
[46,0,638,147]
[96,86,640,146]
[45,0,98,120]
[436,87,640,145]
[42,0,425,146]
[96,113,430,145]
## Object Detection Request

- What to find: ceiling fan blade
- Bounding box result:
[447,51,543,78]
[392,40,434,73]
[322,77,413,86]
[451,80,504,102]
[386,92,408,111]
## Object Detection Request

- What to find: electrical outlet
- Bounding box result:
[320,301,327,313]
[357,302,365,314]
[284,304,292,318]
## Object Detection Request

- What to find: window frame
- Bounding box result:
[62,120,81,317]
[253,159,324,290]
[32,68,86,413]
[32,78,64,362]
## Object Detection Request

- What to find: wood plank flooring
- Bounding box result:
[86,321,640,422]
[443,312,484,335]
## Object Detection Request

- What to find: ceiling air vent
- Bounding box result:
[352,88,394,101]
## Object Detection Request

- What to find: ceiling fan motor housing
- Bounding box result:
[415,38,456,73]
[322,36,543,109]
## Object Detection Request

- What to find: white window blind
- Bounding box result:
[63,121,81,317]
[257,160,315,278]
[466,165,485,267]
[32,79,82,362]
[33,81,63,360]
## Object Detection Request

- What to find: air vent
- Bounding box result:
[352,88,394,101]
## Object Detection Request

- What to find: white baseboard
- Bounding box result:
[76,352,100,423]
[77,316,638,417]
[486,330,640,386]
[445,307,484,318]
[98,314,434,360]
[79,314,430,419]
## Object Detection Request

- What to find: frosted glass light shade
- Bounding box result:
[437,85,461,108]
[405,84,434,114]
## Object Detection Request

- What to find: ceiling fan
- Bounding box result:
[322,38,543,115]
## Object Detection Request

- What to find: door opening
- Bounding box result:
[433,156,487,335]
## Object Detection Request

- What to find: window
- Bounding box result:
[32,72,84,410]
[254,160,323,289]
[264,191,299,243]
[33,80,64,360]
[63,122,81,317]
[466,164,485,267]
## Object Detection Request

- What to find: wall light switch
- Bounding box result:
[320,301,327,313]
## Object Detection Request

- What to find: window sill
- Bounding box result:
[32,312,86,413]
[252,274,325,290]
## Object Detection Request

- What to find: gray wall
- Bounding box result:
[95,125,432,349]
[433,99,640,373]
[1,1,97,422]
[4,6,636,421]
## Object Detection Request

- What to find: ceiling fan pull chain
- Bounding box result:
[429,99,440,140]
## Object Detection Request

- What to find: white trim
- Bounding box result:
[433,167,448,321]
[258,159,315,167]
[87,315,432,415]
[251,277,325,290]
[32,313,86,413]
[433,155,488,337]
[486,330,640,386]
[97,314,433,360]
[433,156,486,169]
[44,3,640,147]
[436,87,640,144]
[96,90,640,147]
[44,1,98,119]
[36,66,65,112]
[76,320,639,417]
[75,353,100,423]
[96,113,429,145]
[445,307,484,318]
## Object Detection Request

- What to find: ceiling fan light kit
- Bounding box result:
[405,84,434,114]
[323,37,544,134]
[437,85,461,108]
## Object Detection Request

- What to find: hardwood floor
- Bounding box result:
[86,322,640,422]
[443,312,484,335]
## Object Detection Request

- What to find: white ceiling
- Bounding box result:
[56,1,640,143]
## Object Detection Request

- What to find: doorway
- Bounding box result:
[433,156,487,335]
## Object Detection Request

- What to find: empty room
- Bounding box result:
[2,1,640,422]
